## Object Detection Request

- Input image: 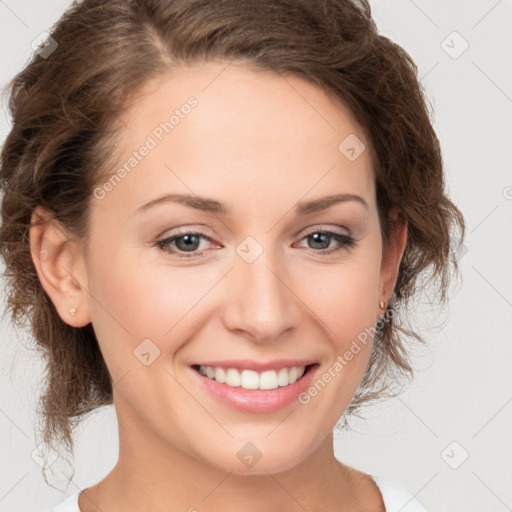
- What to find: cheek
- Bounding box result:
[305,258,381,348]
[85,243,215,360]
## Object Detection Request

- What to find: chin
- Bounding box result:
[194,435,317,476]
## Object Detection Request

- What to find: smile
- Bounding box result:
[190,360,319,413]
[196,365,307,390]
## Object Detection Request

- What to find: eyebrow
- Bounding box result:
[135,192,369,216]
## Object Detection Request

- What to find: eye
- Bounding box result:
[294,229,357,256]
[156,231,214,259]
[156,227,357,259]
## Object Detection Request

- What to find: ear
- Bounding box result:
[29,206,91,327]
[379,207,408,310]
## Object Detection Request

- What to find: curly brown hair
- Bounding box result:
[0,0,465,473]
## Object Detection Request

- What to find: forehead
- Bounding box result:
[101,61,375,215]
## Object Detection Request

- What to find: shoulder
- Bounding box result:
[370,475,427,512]
[47,492,80,512]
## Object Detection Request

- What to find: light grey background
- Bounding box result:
[1,1,511,511]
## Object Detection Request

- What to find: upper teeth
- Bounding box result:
[198,365,306,390]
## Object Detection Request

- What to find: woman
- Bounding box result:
[0,0,465,510]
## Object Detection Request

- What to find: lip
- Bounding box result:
[189,362,319,413]
[191,359,317,372]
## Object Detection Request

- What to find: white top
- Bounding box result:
[48,475,426,511]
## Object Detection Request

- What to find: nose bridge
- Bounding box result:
[222,235,301,343]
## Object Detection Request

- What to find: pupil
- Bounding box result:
[178,234,199,252]
[310,233,329,249]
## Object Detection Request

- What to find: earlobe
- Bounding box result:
[29,206,91,327]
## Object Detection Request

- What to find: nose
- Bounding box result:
[221,249,302,344]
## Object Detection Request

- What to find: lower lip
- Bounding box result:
[190,364,319,413]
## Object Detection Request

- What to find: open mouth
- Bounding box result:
[191,363,317,391]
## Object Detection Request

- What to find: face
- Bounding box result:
[64,61,404,474]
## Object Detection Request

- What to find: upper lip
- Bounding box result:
[192,359,317,372]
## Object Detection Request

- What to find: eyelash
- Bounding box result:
[155,228,357,260]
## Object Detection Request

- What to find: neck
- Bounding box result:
[79,396,372,512]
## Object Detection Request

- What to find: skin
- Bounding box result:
[30,61,407,512]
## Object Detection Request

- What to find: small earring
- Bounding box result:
[379,301,385,310]
[69,307,78,317]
